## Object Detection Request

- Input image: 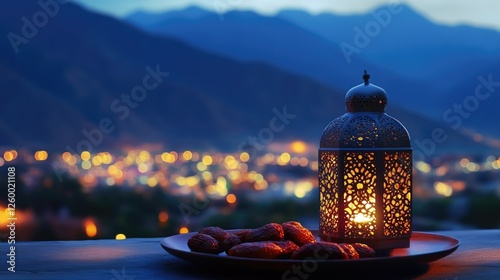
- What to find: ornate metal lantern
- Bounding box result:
[318,71,412,250]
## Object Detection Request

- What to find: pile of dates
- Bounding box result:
[187,221,375,259]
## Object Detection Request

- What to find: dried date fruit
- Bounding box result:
[232,229,251,243]
[198,226,229,243]
[351,243,376,258]
[227,241,283,259]
[187,233,221,254]
[291,241,348,260]
[339,243,360,259]
[281,221,316,246]
[272,240,300,259]
[246,223,284,242]
[188,222,376,260]
[221,234,242,253]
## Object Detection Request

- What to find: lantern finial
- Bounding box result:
[363,70,370,85]
[345,71,387,113]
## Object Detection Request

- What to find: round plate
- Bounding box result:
[160,230,459,272]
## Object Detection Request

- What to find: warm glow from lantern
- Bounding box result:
[179,227,189,234]
[318,71,412,250]
[353,213,373,223]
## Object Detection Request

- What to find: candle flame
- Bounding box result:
[353,213,372,223]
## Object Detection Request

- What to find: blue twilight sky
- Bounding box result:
[73,0,500,31]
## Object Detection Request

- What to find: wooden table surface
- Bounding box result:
[1,229,499,279]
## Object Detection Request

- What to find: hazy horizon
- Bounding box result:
[73,0,500,32]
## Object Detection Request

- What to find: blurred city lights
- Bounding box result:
[81,151,91,161]
[81,161,92,170]
[196,162,207,171]
[434,182,453,197]
[202,155,213,165]
[83,218,97,238]
[158,211,169,223]
[4,151,15,161]
[179,227,189,234]
[277,152,291,166]
[0,207,8,226]
[239,152,250,162]
[290,141,307,154]
[115,233,126,240]
[182,150,192,161]
[34,150,48,161]
[416,161,431,173]
[226,194,237,204]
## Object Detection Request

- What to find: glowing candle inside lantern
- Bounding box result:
[353,213,372,224]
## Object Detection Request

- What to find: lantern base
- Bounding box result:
[319,234,411,251]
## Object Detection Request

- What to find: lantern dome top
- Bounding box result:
[320,71,410,148]
[345,71,387,113]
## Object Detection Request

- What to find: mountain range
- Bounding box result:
[125,6,427,112]
[126,5,500,140]
[0,2,497,157]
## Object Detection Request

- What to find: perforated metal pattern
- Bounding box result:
[383,151,412,237]
[320,115,349,148]
[319,151,339,235]
[318,74,412,249]
[378,114,411,147]
[320,113,410,148]
[343,152,377,239]
[344,78,388,113]
[341,116,378,148]
[345,93,387,112]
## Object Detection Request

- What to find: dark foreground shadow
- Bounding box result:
[161,261,429,280]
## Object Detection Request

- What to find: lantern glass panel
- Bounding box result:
[383,151,412,237]
[319,151,339,235]
[344,152,376,239]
